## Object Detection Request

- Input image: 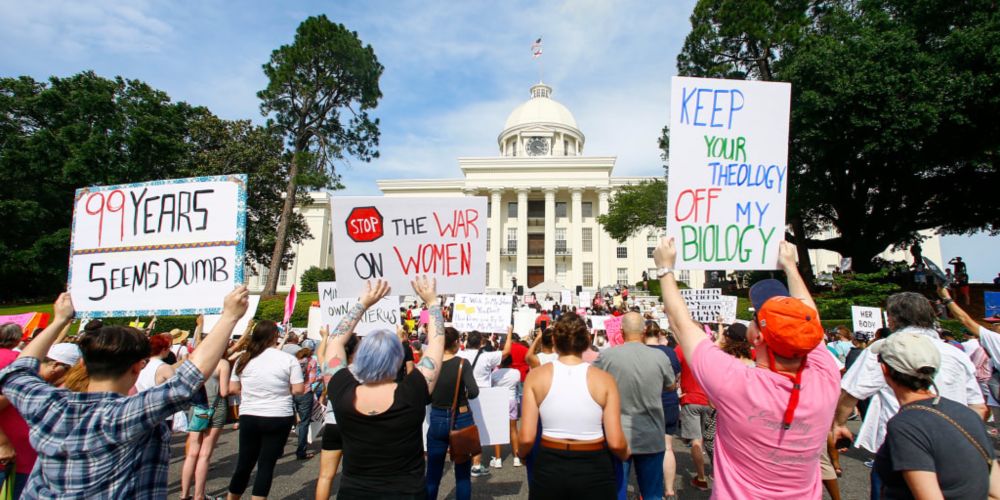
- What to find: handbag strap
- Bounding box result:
[471,349,483,368]
[450,360,464,431]
[902,403,992,466]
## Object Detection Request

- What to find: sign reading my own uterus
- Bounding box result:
[666,76,791,270]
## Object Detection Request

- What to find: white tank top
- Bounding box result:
[539,360,604,440]
[135,358,165,392]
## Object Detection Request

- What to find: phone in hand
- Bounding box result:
[540,321,548,330]
[834,437,852,450]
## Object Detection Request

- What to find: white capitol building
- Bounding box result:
[249,81,942,294]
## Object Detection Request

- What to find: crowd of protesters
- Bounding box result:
[0,240,998,499]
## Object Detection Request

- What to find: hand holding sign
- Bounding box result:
[653,237,677,270]
[53,292,75,322]
[222,286,251,321]
[360,280,391,309]
[777,241,798,272]
[412,275,439,307]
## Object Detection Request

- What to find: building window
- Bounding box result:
[582,228,593,252]
[508,202,517,218]
[486,228,491,252]
[677,270,691,286]
[486,263,490,285]
[257,266,268,287]
[487,202,491,218]
[507,228,517,251]
[555,228,567,252]
[556,262,567,282]
[617,246,628,259]
[279,268,288,287]
[528,200,545,218]
[617,268,628,285]
[583,262,594,287]
[647,233,657,258]
[555,202,567,219]
[582,202,593,218]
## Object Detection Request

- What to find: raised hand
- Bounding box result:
[360,279,391,309]
[223,286,250,320]
[52,292,74,322]
[652,237,677,270]
[411,275,438,306]
[778,240,798,271]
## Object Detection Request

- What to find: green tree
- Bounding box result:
[299,266,335,292]
[0,72,201,301]
[259,15,384,296]
[597,180,667,242]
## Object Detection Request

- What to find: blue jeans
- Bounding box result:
[426,407,473,500]
[615,452,665,500]
[871,467,881,500]
[293,392,314,458]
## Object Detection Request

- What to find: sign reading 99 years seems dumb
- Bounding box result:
[69,175,247,317]
[331,196,487,297]
[666,76,791,270]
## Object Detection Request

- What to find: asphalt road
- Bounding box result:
[166,420,876,499]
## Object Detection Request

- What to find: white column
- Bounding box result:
[543,188,556,282]
[598,188,612,288]
[516,189,528,290]
[489,189,502,289]
[571,188,583,289]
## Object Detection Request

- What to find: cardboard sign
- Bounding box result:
[0,313,49,339]
[680,288,736,323]
[306,305,322,340]
[331,196,487,297]
[604,316,623,345]
[513,308,538,337]
[666,77,791,270]
[579,290,592,305]
[986,292,1000,318]
[590,315,609,331]
[203,295,260,338]
[560,290,572,306]
[452,294,513,333]
[320,295,400,336]
[852,306,884,336]
[469,387,512,445]
[68,175,247,317]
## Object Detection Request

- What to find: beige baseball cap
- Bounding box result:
[871,332,941,379]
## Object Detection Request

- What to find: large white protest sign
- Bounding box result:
[470,388,511,445]
[590,315,609,331]
[69,175,247,317]
[579,290,592,306]
[680,288,738,323]
[513,308,538,337]
[203,295,260,338]
[331,197,487,297]
[666,77,791,270]
[560,290,572,306]
[852,306,884,336]
[319,292,399,337]
[452,294,513,333]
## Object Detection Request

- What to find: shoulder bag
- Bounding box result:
[448,360,482,464]
[901,402,992,467]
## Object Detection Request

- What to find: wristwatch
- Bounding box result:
[656,267,674,278]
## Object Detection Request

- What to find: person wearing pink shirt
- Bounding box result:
[654,238,840,499]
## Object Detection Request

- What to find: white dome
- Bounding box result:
[503,83,578,131]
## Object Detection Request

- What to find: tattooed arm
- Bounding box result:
[412,276,445,393]
[327,280,392,376]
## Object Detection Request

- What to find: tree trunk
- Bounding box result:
[789,216,816,289]
[263,150,301,297]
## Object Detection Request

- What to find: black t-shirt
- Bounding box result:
[845,347,864,372]
[874,397,994,499]
[430,357,479,409]
[329,368,431,495]
[395,340,414,382]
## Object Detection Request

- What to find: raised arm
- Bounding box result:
[192,314,204,349]
[938,286,983,335]
[19,293,74,361]
[653,237,706,361]
[413,276,445,392]
[189,287,249,378]
[501,325,513,357]
[778,241,816,311]
[326,280,392,376]
[525,331,543,368]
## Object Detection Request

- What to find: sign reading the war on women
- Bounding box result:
[666,77,791,270]
[317,281,400,336]
[452,294,513,333]
[68,175,247,317]
[331,197,488,297]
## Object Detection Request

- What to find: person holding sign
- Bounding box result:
[0,287,249,499]
[656,238,840,499]
[325,277,446,499]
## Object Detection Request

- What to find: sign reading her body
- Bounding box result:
[331,196,488,297]
[68,175,247,317]
[666,77,791,270]
[851,306,884,337]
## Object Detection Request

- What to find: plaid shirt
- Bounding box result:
[0,357,204,499]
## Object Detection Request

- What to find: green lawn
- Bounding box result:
[0,301,53,316]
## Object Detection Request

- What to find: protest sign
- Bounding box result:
[560,290,572,306]
[922,257,951,286]
[852,306,884,336]
[680,288,736,323]
[513,308,538,337]
[0,312,49,339]
[307,305,322,341]
[203,295,260,338]
[320,296,399,336]
[576,307,587,317]
[720,296,738,323]
[331,196,487,297]
[605,316,623,346]
[68,175,247,317]
[318,281,338,301]
[985,292,1000,318]
[666,77,791,270]
[452,294,513,333]
[590,315,608,331]
[579,290,592,305]
[470,387,511,445]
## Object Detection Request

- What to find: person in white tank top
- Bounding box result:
[135,333,175,392]
[518,312,630,500]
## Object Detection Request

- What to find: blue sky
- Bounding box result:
[1,0,996,281]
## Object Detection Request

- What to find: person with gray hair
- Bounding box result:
[0,324,22,350]
[833,291,985,499]
[324,276,446,499]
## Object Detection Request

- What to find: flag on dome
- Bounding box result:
[532,37,542,58]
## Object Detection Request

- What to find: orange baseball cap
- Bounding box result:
[757,296,824,358]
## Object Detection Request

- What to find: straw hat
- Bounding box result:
[169,328,190,345]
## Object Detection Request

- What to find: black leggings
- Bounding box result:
[529,446,616,500]
[228,414,295,497]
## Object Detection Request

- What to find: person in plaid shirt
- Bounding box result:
[0,287,249,499]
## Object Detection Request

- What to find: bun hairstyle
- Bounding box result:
[552,312,590,356]
[236,320,279,376]
[77,322,150,381]
[444,327,461,352]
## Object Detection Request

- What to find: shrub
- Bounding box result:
[300,266,335,292]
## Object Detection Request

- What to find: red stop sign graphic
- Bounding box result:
[346,206,384,243]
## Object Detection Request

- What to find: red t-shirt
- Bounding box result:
[510,342,529,382]
[0,348,36,473]
[675,346,710,406]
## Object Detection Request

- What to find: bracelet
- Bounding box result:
[942,298,954,305]
[656,267,674,278]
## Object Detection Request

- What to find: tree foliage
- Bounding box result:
[299,266,335,292]
[597,180,667,242]
[259,15,383,295]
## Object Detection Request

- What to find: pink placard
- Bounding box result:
[605,316,623,346]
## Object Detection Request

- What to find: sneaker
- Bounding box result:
[690,477,710,491]
[864,459,874,468]
[491,457,503,469]
[513,457,523,467]
[470,465,490,477]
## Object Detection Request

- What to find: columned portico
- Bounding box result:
[570,188,583,287]
[489,189,502,289]
[597,188,612,287]
[543,188,556,282]
[516,188,528,288]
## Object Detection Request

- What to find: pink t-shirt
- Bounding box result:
[0,348,37,473]
[691,338,839,499]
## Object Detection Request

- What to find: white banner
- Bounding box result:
[513,308,538,337]
[852,306,884,336]
[590,315,609,331]
[452,294,513,333]
[470,387,512,445]
[203,295,260,338]
[666,77,791,270]
[560,290,572,306]
[331,196,487,297]
[319,281,400,336]
[680,288,737,323]
[68,175,247,317]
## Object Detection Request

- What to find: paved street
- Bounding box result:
[167,421,877,499]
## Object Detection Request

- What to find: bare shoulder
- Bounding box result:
[585,365,614,406]
[525,364,554,401]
